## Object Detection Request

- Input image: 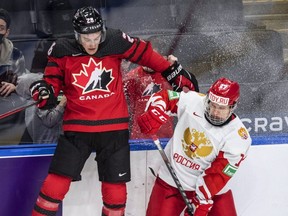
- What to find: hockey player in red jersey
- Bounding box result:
[138,77,251,216]
[124,54,199,140]
[29,6,198,216]
[124,63,173,139]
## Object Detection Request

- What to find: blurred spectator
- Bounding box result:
[16,73,66,144]
[0,8,30,145]
[0,8,28,97]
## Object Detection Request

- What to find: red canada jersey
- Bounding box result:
[124,66,173,139]
[43,28,170,132]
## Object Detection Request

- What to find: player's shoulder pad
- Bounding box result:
[236,126,251,142]
[96,28,137,57]
[198,92,206,97]
[48,38,81,58]
[224,116,252,148]
[167,90,180,100]
[181,90,205,98]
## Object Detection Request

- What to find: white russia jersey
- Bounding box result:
[158,91,251,194]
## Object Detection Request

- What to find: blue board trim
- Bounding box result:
[0,135,287,157]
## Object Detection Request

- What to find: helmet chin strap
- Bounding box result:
[100,26,106,43]
[74,31,80,42]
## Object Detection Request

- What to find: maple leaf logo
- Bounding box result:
[72,58,114,94]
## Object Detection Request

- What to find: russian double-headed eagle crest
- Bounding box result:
[182,127,213,159]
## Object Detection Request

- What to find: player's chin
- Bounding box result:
[86,49,97,55]
[210,115,224,122]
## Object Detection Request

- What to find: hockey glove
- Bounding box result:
[162,61,199,92]
[137,106,169,135]
[30,80,57,109]
[184,195,213,216]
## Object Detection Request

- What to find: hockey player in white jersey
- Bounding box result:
[137,77,252,216]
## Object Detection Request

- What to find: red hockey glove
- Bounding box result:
[30,80,57,109]
[162,61,199,92]
[137,106,169,135]
[184,195,213,216]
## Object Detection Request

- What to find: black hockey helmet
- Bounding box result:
[72,6,104,34]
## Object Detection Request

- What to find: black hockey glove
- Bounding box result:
[30,80,57,109]
[162,61,199,92]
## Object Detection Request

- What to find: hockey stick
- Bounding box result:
[151,135,194,215]
[0,101,39,120]
[0,96,46,120]
[167,1,195,55]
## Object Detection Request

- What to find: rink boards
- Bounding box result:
[0,137,288,216]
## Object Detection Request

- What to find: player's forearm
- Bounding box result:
[37,105,64,127]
